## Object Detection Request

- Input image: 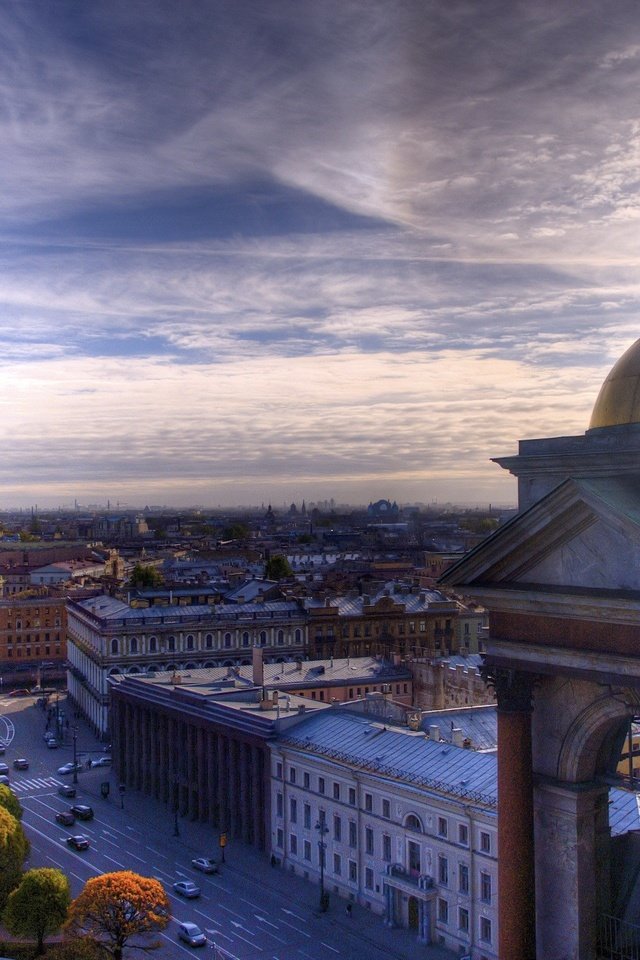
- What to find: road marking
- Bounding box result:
[321,942,340,954]
[279,919,311,939]
[255,915,279,930]
[281,908,305,921]
[102,854,126,868]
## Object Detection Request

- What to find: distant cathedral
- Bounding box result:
[367,499,399,517]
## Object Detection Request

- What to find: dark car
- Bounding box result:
[58,784,76,798]
[55,811,75,826]
[0,763,9,776]
[46,738,59,749]
[70,804,94,821]
[12,758,28,770]
[66,835,90,851]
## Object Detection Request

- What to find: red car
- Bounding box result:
[8,689,31,697]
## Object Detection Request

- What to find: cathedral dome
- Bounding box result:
[589,338,640,430]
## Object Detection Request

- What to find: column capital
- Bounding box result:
[482,665,535,712]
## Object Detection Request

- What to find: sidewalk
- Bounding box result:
[78,766,455,960]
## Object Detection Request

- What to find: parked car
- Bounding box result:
[0,763,9,776]
[0,744,5,756]
[12,758,28,770]
[173,880,201,899]
[177,922,207,947]
[0,776,10,786]
[191,857,218,874]
[46,738,59,749]
[90,756,111,768]
[55,811,75,826]
[57,762,82,776]
[70,804,94,820]
[58,784,76,798]
[44,731,56,741]
[66,835,90,851]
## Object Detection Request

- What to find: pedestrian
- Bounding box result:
[346,903,352,918]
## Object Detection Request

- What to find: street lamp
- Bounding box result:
[72,726,78,785]
[315,810,329,912]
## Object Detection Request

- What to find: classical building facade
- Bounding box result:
[271,709,498,959]
[442,337,640,960]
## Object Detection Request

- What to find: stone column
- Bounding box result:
[533,779,610,959]
[492,667,536,960]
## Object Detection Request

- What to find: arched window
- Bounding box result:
[130,637,138,654]
[277,630,285,645]
[259,631,267,645]
[294,628,302,643]
[186,634,194,650]
[167,635,176,652]
[404,813,423,833]
[185,662,197,670]
[149,636,157,653]
[242,631,250,647]
[205,634,213,649]
[224,632,232,648]
[111,638,118,655]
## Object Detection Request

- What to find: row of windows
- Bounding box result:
[5,633,61,644]
[277,768,392,817]
[6,646,61,658]
[437,816,492,854]
[109,628,304,655]
[305,684,408,702]
[437,900,492,943]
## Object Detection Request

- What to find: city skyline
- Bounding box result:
[2,1,640,508]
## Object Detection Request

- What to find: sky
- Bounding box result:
[2,0,640,511]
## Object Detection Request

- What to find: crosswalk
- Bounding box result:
[10,776,62,794]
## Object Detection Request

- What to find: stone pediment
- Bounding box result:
[441,477,640,593]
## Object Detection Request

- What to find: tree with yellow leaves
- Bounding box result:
[64,871,169,960]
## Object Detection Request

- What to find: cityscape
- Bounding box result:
[3,2,640,960]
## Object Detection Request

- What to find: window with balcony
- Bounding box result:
[382,834,391,862]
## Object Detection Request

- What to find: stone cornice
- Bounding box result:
[455,584,640,625]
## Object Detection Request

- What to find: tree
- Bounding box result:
[0,805,30,910]
[3,867,70,955]
[65,871,170,960]
[0,783,23,820]
[127,563,163,590]
[265,554,293,580]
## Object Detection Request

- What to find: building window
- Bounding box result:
[458,824,469,846]
[348,860,357,883]
[289,767,296,784]
[111,638,118,655]
[304,840,311,861]
[276,761,283,779]
[480,872,492,903]
[382,798,390,819]
[459,863,469,894]
[333,782,340,800]
[458,907,469,933]
[304,803,311,829]
[333,815,342,841]
[333,854,341,875]
[480,917,492,943]
[295,629,302,643]
[318,777,325,795]
[277,630,284,644]
[438,817,447,838]
[349,787,356,806]
[242,632,250,647]
[130,637,138,654]
[382,834,392,862]
[149,636,157,653]
[480,831,491,854]
[290,798,297,823]
[364,793,373,812]
[168,635,176,652]
[186,634,194,650]
[365,827,374,855]
[205,633,213,648]
[276,793,283,818]
[259,631,267,645]
[290,835,297,856]
[224,632,232,648]
[348,821,357,848]
[438,855,448,886]
[365,867,374,890]
[303,772,310,789]
[437,898,448,924]
[277,828,283,848]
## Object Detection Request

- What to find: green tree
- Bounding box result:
[221,523,249,540]
[0,805,30,909]
[65,871,170,960]
[3,867,70,955]
[0,783,23,820]
[265,554,293,580]
[127,563,164,590]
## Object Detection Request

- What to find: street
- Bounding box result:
[2,691,454,960]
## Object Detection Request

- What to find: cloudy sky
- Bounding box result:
[2,0,640,510]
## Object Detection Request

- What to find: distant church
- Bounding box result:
[367,498,399,517]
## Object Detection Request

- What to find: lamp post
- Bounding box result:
[315,810,329,912]
[72,726,78,785]
[173,780,180,837]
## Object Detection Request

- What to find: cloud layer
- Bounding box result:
[1,0,640,507]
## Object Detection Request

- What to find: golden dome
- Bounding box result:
[589,338,640,430]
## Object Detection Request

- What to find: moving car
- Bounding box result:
[46,738,59,749]
[173,880,201,899]
[58,784,76,798]
[12,758,28,770]
[0,763,8,776]
[191,857,218,874]
[55,811,75,826]
[70,804,94,820]
[66,835,90,851]
[89,756,111,768]
[177,922,207,947]
[0,776,10,786]
[57,762,82,775]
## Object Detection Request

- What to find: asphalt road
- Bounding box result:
[1,691,454,960]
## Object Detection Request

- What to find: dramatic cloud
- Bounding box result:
[1,0,640,507]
